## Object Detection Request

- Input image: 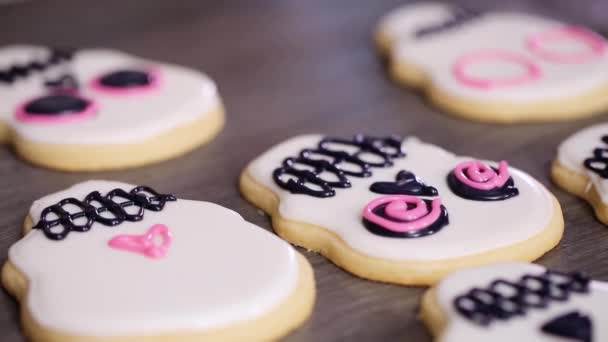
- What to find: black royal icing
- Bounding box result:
[362,199,448,238]
[370,170,438,196]
[0,48,74,84]
[32,186,176,241]
[99,70,153,88]
[24,94,90,116]
[584,135,608,178]
[447,167,519,201]
[414,7,483,39]
[541,311,593,342]
[453,270,590,326]
[273,135,405,198]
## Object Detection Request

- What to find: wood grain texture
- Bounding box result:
[1,0,608,341]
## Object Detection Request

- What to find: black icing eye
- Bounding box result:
[23,95,89,116]
[16,94,96,123]
[99,70,153,88]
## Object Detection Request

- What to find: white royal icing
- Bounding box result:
[436,263,608,341]
[381,2,608,102]
[246,135,556,261]
[0,45,220,144]
[557,123,608,203]
[8,180,299,337]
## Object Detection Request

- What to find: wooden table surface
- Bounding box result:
[1,0,608,341]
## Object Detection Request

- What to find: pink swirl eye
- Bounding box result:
[90,68,161,95]
[448,160,519,201]
[15,94,97,124]
[362,195,448,238]
[527,26,607,64]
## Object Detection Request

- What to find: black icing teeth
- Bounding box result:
[273,135,405,198]
[0,48,74,84]
[32,186,177,241]
[99,70,153,88]
[453,270,590,326]
[23,94,90,116]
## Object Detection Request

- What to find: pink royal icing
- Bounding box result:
[15,94,98,124]
[108,224,172,259]
[454,160,510,190]
[527,25,607,63]
[452,51,541,89]
[363,195,442,233]
[90,68,162,96]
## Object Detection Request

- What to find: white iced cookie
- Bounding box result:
[2,180,315,342]
[240,134,564,285]
[421,263,606,341]
[553,123,608,225]
[376,2,608,123]
[0,45,224,171]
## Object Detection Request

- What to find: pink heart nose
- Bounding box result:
[108,224,172,259]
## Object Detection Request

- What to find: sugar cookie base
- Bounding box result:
[551,160,608,224]
[239,171,564,286]
[376,32,608,124]
[419,286,450,340]
[3,105,225,171]
[2,217,315,342]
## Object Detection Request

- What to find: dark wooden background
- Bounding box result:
[1,0,608,341]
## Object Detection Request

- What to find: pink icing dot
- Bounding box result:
[363,195,442,233]
[452,51,541,89]
[527,25,607,63]
[454,160,510,190]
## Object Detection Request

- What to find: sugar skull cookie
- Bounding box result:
[553,123,608,225]
[0,45,224,171]
[376,2,608,123]
[2,181,314,341]
[420,263,606,341]
[240,134,564,285]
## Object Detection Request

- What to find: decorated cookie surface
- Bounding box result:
[3,181,314,341]
[241,134,563,285]
[422,263,607,341]
[553,123,608,224]
[0,45,224,170]
[376,2,608,123]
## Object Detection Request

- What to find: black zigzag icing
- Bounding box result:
[0,48,74,84]
[32,186,177,241]
[453,270,590,326]
[273,134,405,198]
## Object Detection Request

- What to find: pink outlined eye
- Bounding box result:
[90,68,161,95]
[15,94,97,124]
[452,51,542,89]
[527,26,607,63]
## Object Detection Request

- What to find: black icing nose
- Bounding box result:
[24,95,90,115]
[99,70,152,88]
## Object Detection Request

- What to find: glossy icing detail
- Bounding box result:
[447,160,519,201]
[363,195,448,238]
[272,134,405,198]
[370,170,438,196]
[32,185,176,241]
[0,48,73,84]
[248,135,555,261]
[541,311,592,342]
[108,223,172,259]
[9,180,300,336]
[453,270,589,326]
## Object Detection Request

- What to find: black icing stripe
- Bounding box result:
[414,7,483,39]
[32,186,176,241]
[453,270,590,326]
[0,48,74,84]
[272,135,405,198]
